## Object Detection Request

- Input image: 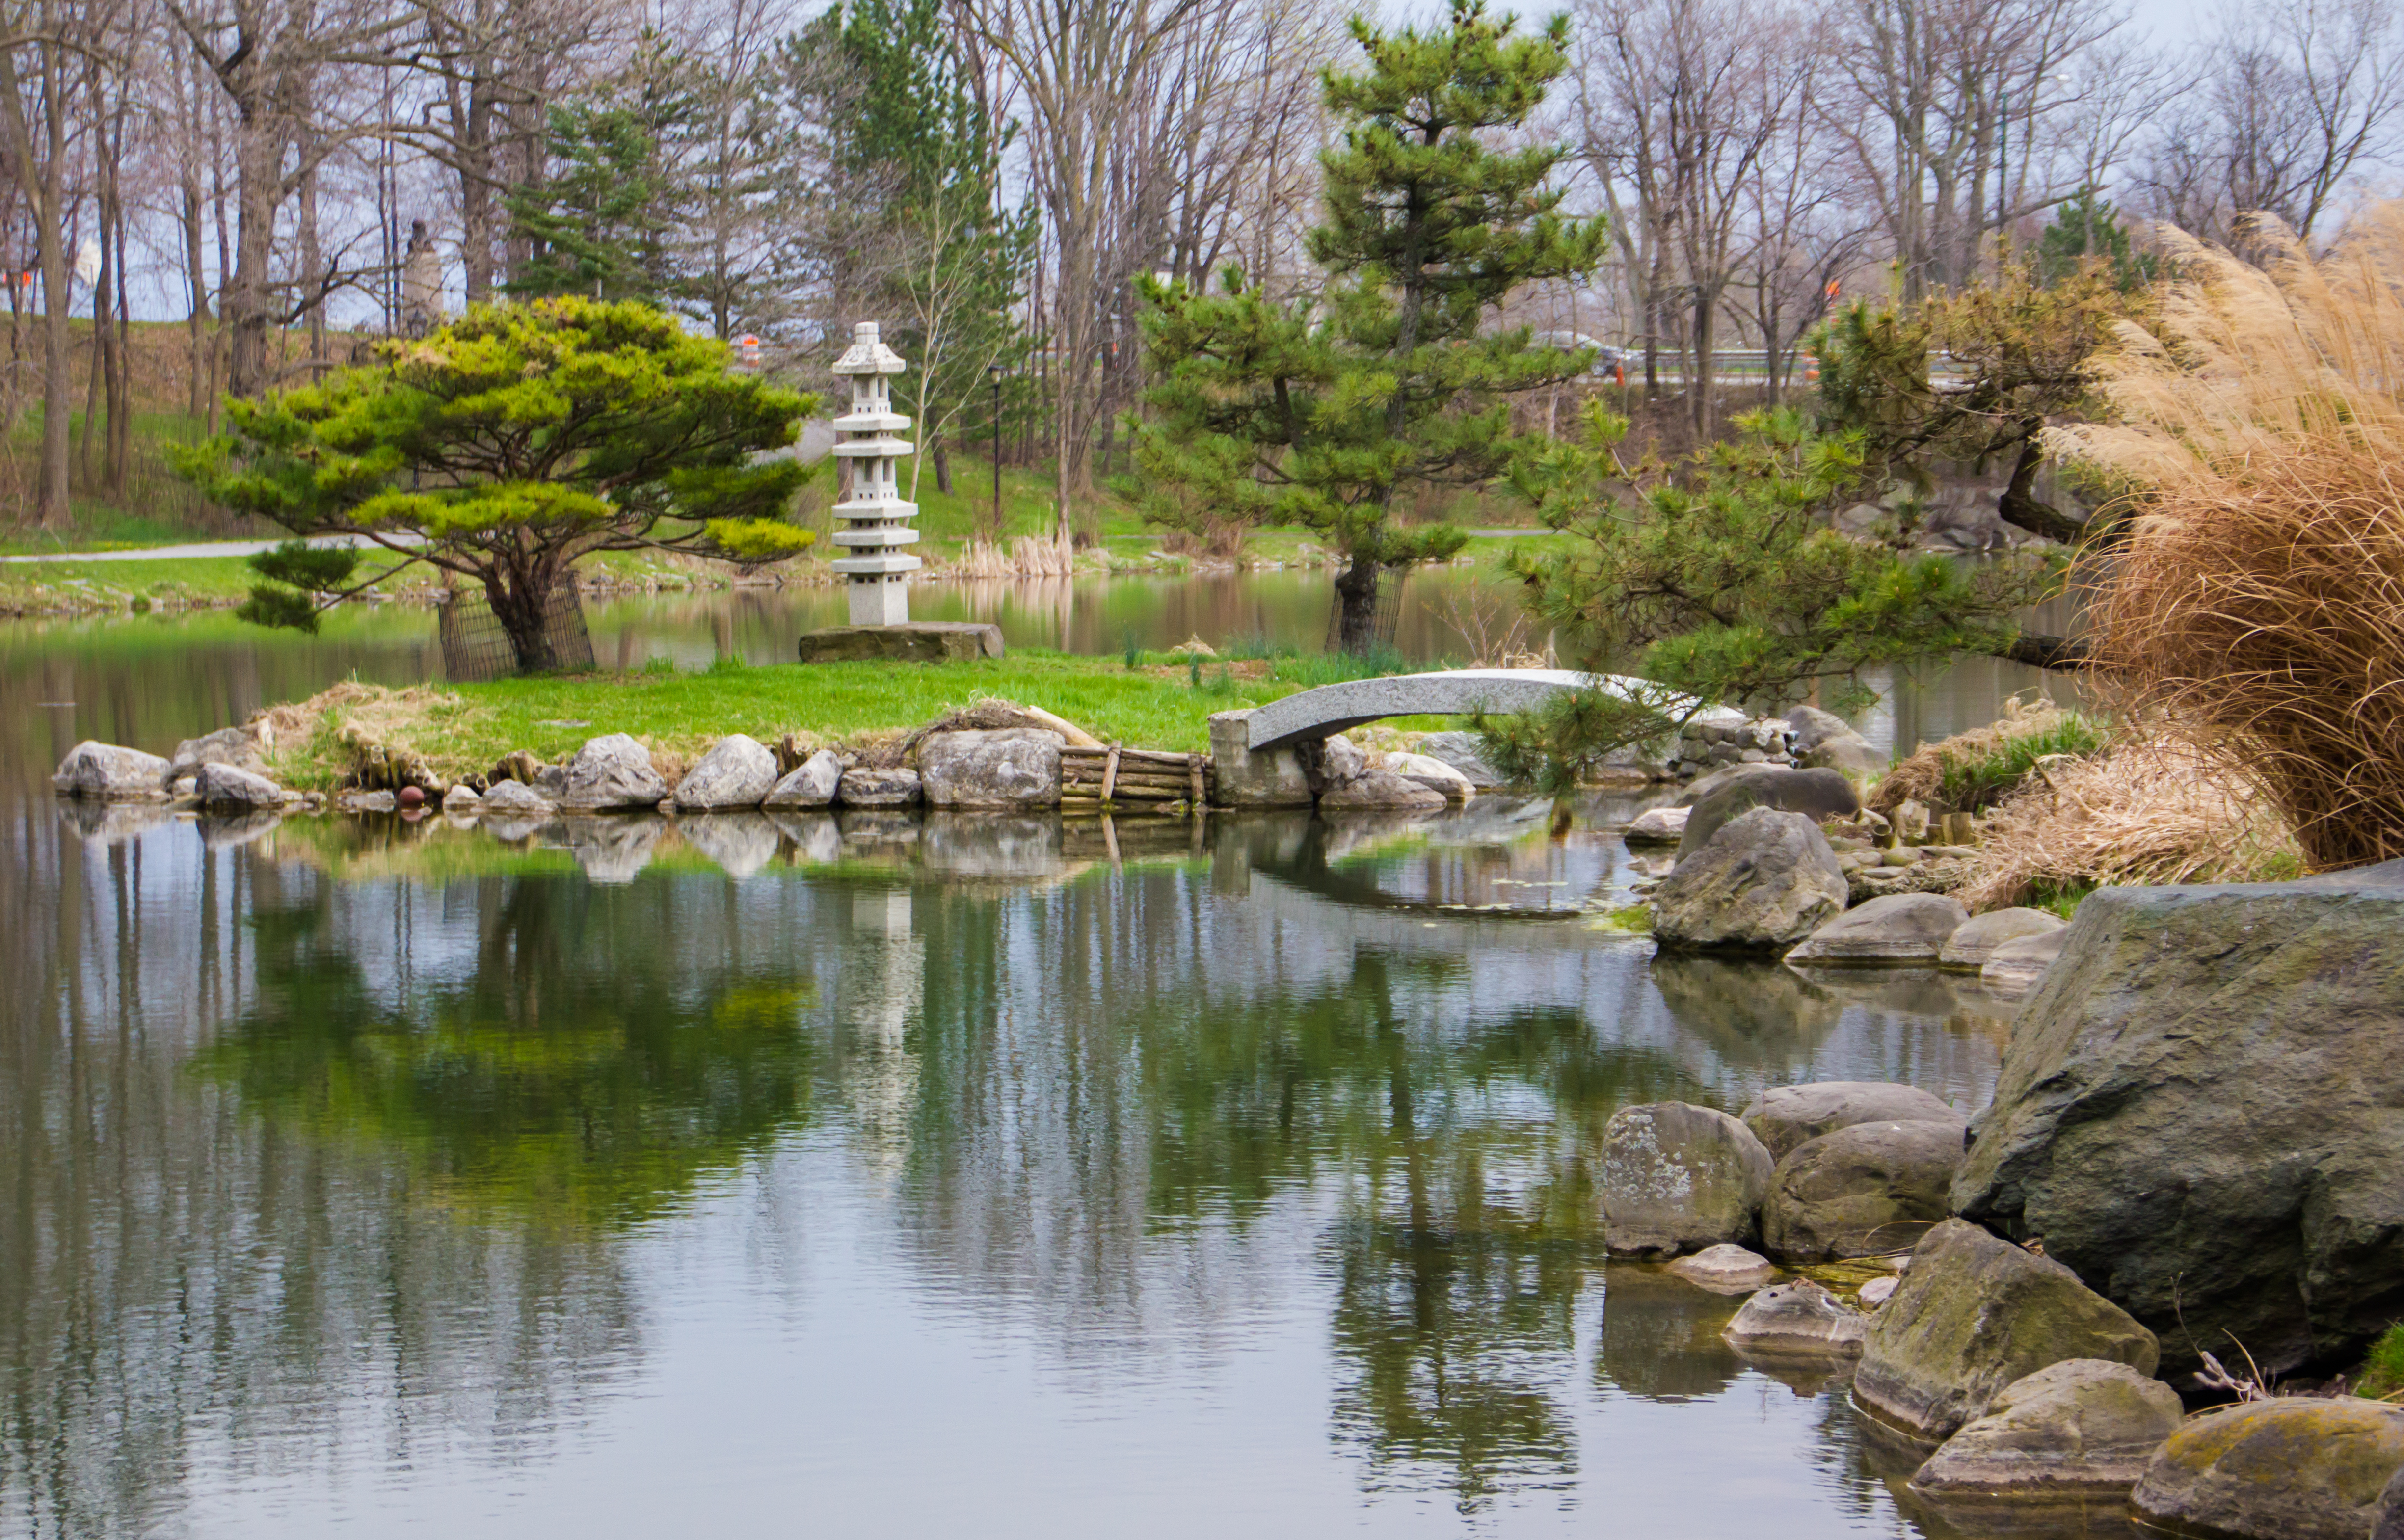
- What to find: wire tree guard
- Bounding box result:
[437,576,595,681]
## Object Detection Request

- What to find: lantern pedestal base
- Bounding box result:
[796,623,1005,664]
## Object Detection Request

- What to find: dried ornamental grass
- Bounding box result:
[2054,207,2404,868]
[1954,736,2301,912]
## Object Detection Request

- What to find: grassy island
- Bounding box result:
[262,647,1448,791]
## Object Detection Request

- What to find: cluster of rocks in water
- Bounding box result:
[1612,851,2404,1539]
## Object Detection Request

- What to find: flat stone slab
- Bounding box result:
[798,622,1004,664]
[1244,669,1665,752]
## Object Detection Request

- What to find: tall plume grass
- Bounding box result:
[2054,206,2404,869]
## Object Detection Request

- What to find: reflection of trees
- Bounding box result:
[198,880,821,1234]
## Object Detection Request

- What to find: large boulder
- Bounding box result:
[674,734,780,810]
[1783,704,1858,752]
[838,767,922,808]
[1785,706,1887,778]
[1317,769,1447,812]
[53,742,170,800]
[194,762,286,812]
[1650,807,1848,951]
[1938,907,2064,971]
[1723,1279,1868,1355]
[558,734,670,811]
[167,725,267,783]
[2131,1400,2404,1540]
[1674,765,1861,859]
[919,728,1064,810]
[1951,867,2404,1381]
[762,750,844,811]
[1598,1101,1775,1257]
[1622,806,1689,846]
[1855,1219,2159,1441]
[1739,1081,1967,1162]
[1413,730,1503,788]
[2377,1462,2404,1540]
[1908,1358,2185,1499]
[1785,893,1969,965]
[1384,751,1475,803]
[1762,1119,1967,1262]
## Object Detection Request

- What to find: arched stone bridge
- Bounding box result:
[1245,668,1662,752]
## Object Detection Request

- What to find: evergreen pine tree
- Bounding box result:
[506,38,694,305]
[1136,0,1605,651]
[2035,186,2158,290]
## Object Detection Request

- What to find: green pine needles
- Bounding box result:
[178,297,817,672]
[1135,0,1605,652]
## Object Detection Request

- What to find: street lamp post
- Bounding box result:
[988,363,1004,544]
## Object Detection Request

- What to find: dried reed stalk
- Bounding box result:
[2054,206,2404,868]
[1955,735,2300,911]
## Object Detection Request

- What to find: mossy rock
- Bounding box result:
[2132,1398,2404,1540]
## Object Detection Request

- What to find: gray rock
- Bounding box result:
[674,734,780,811]
[1674,766,1862,859]
[166,725,267,783]
[559,733,670,811]
[1723,1279,1868,1355]
[1977,928,2069,995]
[1938,907,2064,971]
[1763,1119,1967,1262]
[1739,1081,1969,1161]
[1385,751,1475,802]
[194,762,285,812]
[1666,1243,1781,1290]
[1859,1276,1898,1307]
[1953,867,2404,1382]
[838,767,922,808]
[442,784,481,813]
[52,742,171,800]
[680,812,780,880]
[919,728,1064,810]
[1319,734,1369,781]
[2377,1461,2404,1540]
[2131,1399,2404,1540]
[1855,1219,2159,1441]
[478,778,554,816]
[1208,710,1313,806]
[795,621,1003,662]
[1414,730,1504,788]
[1599,1101,1775,1257]
[1910,1358,2185,1499]
[1785,893,1969,965]
[763,749,843,810]
[1623,806,1690,846]
[1803,734,1890,778]
[1317,769,1447,811]
[533,763,568,799]
[1651,807,1848,951]
[1784,704,1859,753]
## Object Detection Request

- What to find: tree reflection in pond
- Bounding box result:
[196,878,821,1235]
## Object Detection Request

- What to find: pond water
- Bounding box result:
[0,575,2110,1539]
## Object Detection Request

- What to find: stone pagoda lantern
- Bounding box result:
[829,322,920,626]
[797,321,1002,663]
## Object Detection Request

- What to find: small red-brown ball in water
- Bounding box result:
[398,785,426,809]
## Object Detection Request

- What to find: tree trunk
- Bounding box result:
[1333,554,1380,656]
[2002,634,2091,669]
[933,439,953,496]
[1996,433,2086,544]
[486,564,562,673]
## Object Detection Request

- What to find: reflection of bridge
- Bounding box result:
[1245,668,1661,752]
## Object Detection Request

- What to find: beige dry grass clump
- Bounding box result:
[1955,734,2302,911]
[2056,206,2404,869]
